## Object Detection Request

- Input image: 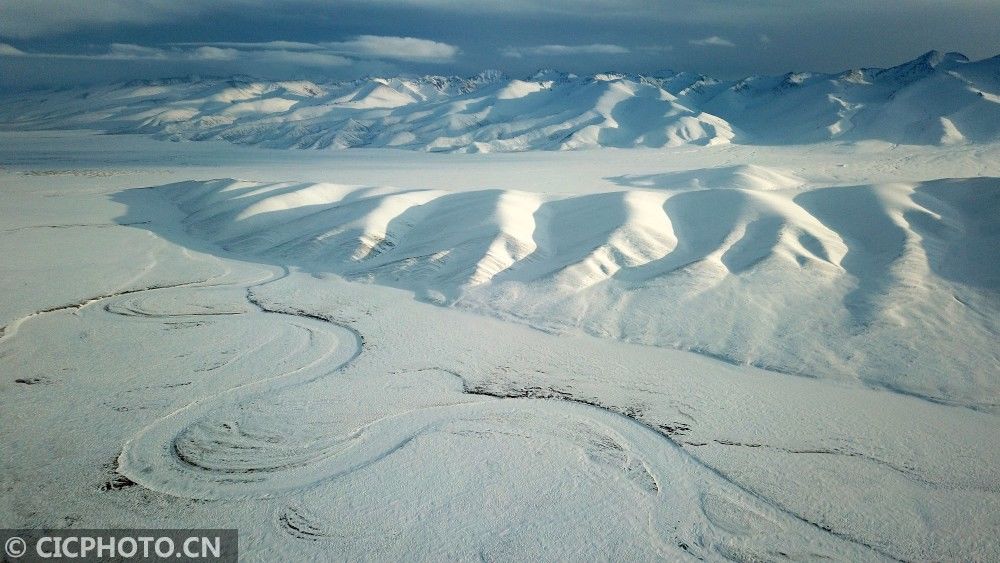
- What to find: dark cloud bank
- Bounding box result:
[1,0,998,91]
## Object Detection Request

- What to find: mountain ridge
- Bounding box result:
[2,50,998,151]
[144,174,1000,413]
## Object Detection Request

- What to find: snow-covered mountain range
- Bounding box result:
[2,50,998,151]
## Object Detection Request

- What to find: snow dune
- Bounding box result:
[150,175,999,411]
[3,50,998,151]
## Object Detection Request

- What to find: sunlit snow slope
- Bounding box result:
[2,50,999,151]
[151,174,1000,412]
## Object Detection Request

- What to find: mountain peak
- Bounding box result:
[528,69,571,81]
[917,50,969,68]
[473,69,508,83]
[875,50,968,85]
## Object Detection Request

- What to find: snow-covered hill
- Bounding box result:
[2,51,998,151]
[152,173,999,412]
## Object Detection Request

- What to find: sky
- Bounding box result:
[1,0,998,91]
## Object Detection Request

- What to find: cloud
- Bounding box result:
[322,35,458,62]
[0,42,27,56]
[182,45,351,66]
[176,36,459,63]
[501,43,629,58]
[0,41,168,60]
[251,50,351,67]
[0,1,707,38]
[0,41,351,67]
[3,0,998,91]
[0,0,197,38]
[689,36,736,47]
[189,46,239,61]
[106,43,169,59]
[174,41,321,51]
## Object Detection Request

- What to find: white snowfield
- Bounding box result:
[1,50,998,151]
[0,51,998,561]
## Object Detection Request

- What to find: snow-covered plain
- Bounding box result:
[1,71,999,562]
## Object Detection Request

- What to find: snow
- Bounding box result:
[138,171,998,412]
[0,81,998,562]
[3,51,998,152]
